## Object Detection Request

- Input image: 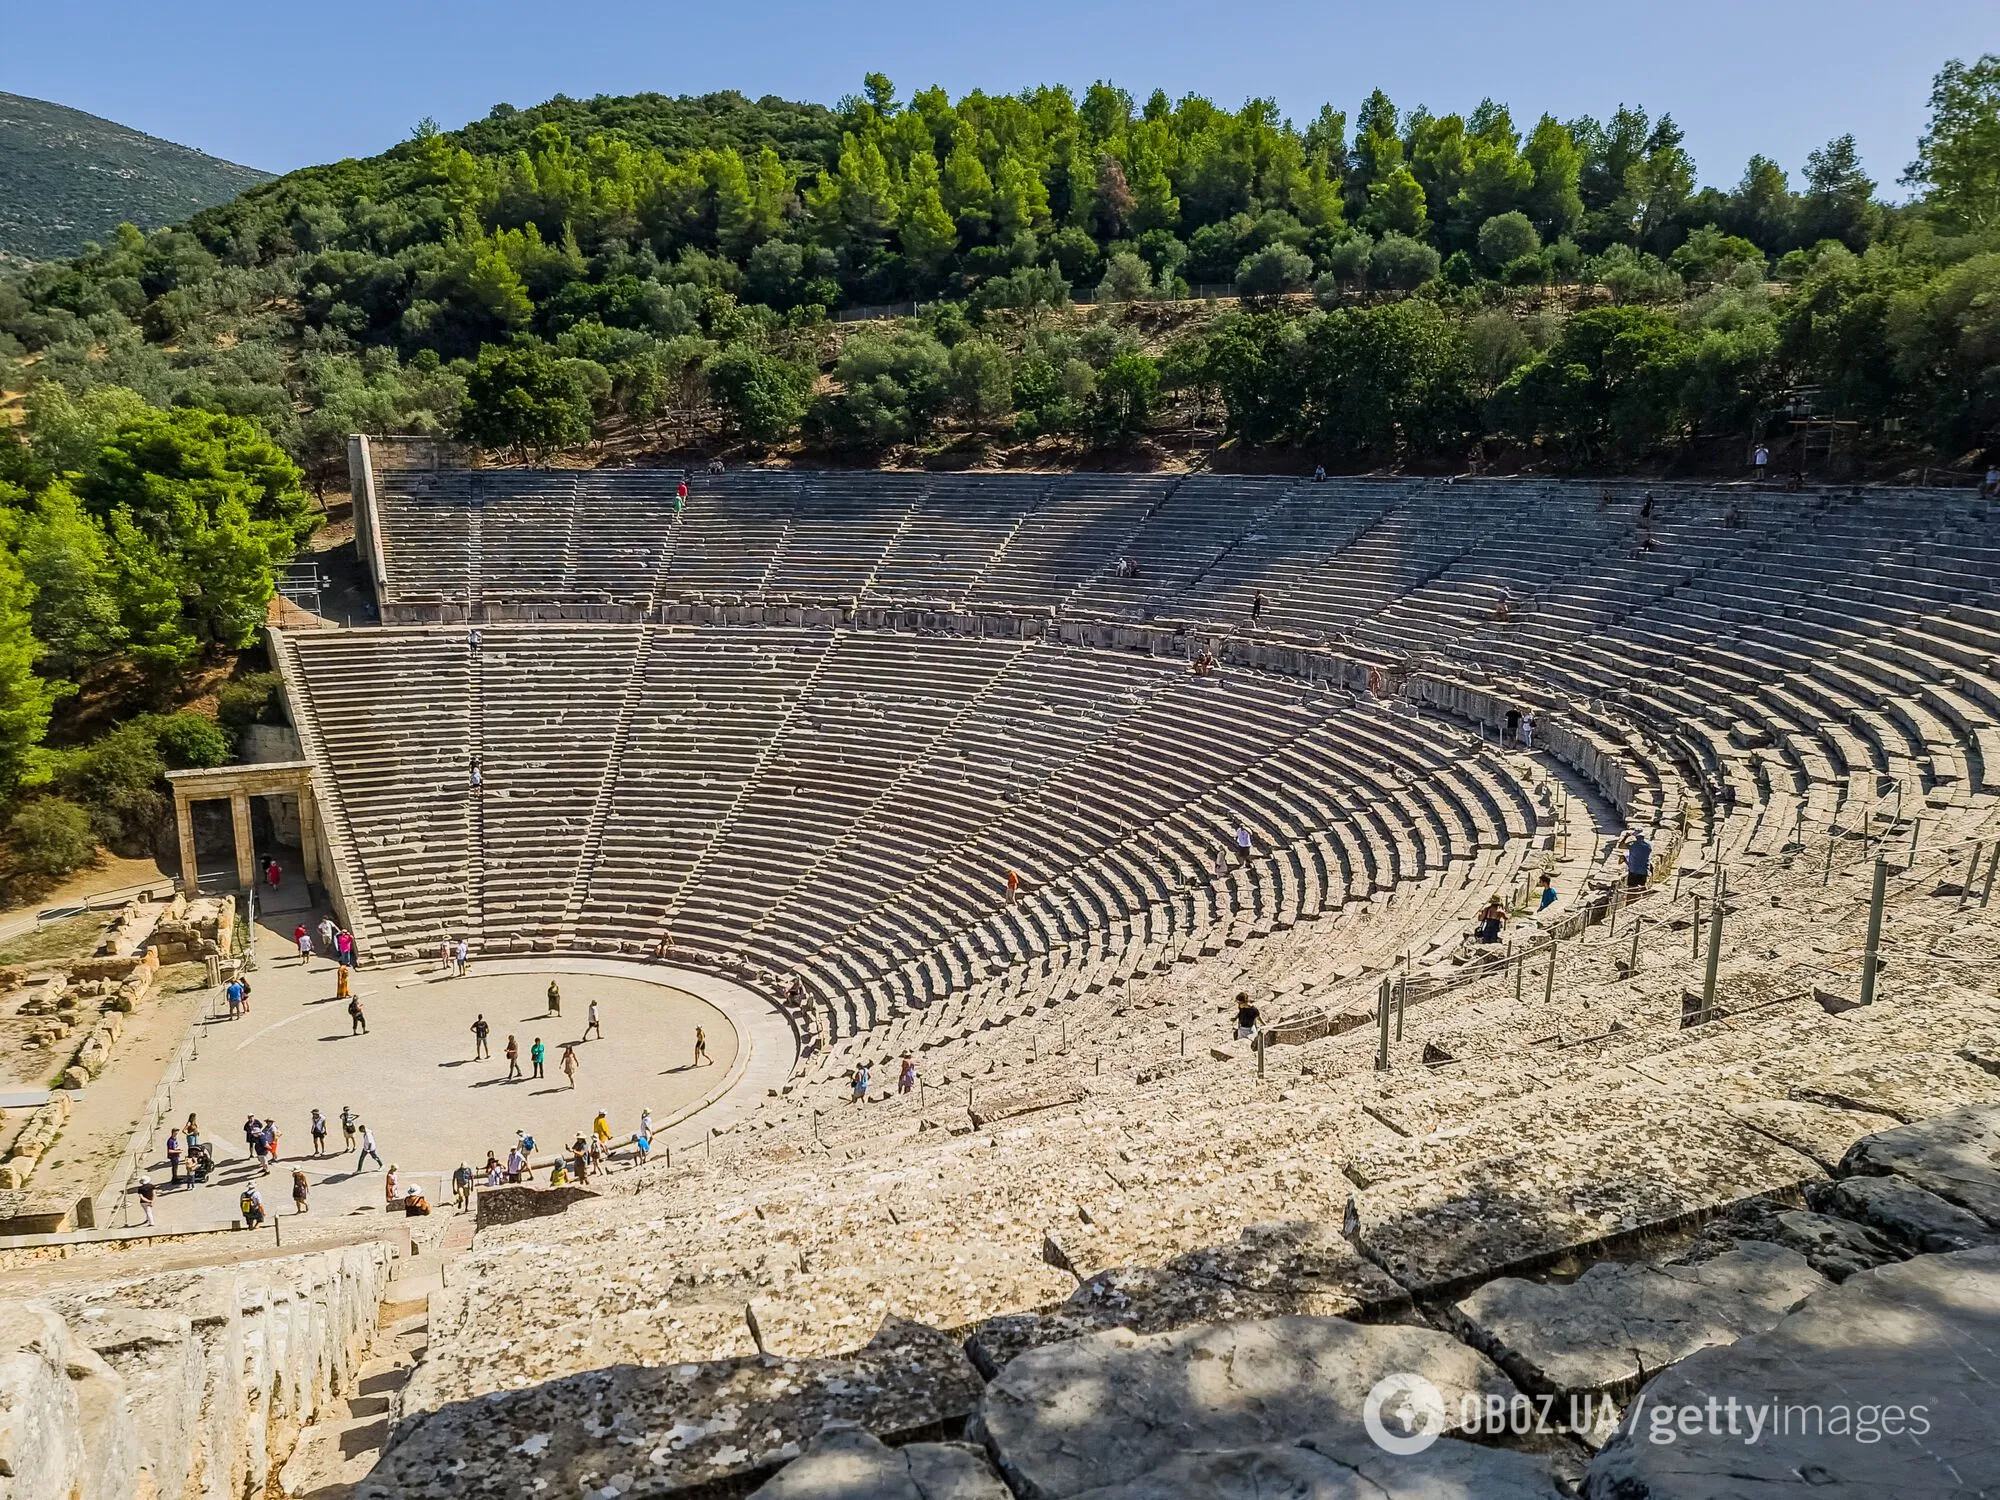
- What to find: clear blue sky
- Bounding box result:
[5,0,1990,196]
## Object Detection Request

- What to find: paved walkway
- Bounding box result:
[134,910,753,1230]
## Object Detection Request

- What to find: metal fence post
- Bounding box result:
[1983,845,1999,910]
[1256,1028,1266,1079]
[1701,876,1725,1012]
[1859,855,1888,1006]
[1959,842,1984,911]
[1543,945,1556,1004]
[1375,978,1391,1071]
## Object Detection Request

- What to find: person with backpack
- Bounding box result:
[348,995,367,1035]
[471,1014,491,1059]
[240,1184,266,1228]
[340,1105,357,1151]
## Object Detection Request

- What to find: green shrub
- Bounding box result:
[155,711,230,770]
[217,672,284,732]
[9,798,97,878]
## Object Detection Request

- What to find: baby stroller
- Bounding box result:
[187,1141,216,1185]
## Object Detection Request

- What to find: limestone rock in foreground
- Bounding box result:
[1585,1247,2000,1499]
[1453,1240,1825,1398]
[1764,1210,1905,1282]
[362,1318,982,1498]
[975,1315,1517,1500]
[1818,1175,1999,1254]
[1066,1435,1567,1499]
[967,1219,1407,1376]
[1838,1101,2000,1226]
[750,1425,1009,1499]
[0,1303,80,1500]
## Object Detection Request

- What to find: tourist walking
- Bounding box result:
[1519,711,1536,751]
[584,1000,602,1040]
[560,1044,579,1088]
[292,1170,310,1214]
[898,1052,916,1094]
[531,1037,546,1079]
[335,964,351,1001]
[348,995,368,1035]
[294,925,312,960]
[136,1177,155,1226]
[454,937,470,976]
[240,1185,266,1228]
[452,1162,474,1212]
[1626,831,1653,889]
[355,1125,383,1171]
[1250,589,1266,624]
[319,917,337,953]
[850,1063,870,1103]
[1235,824,1253,865]
[1538,874,1558,911]
[336,929,354,966]
[266,859,282,892]
[1475,894,1507,944]
[260,1120,278,1173]
[505,1035,522,1080]
[340,1105,358,1151]
[693,1026,709,1067]
[311,1108,328,1155]
[546,980,561,1017]
[471,1014,491,1059]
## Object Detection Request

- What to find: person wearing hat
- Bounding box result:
[136,1176,156,1226]
[1476,895,1507,944]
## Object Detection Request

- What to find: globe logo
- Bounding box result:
[1364,1371,1447,1455]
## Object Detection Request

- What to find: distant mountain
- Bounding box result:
[0,92,272,261]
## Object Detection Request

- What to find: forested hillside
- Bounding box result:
[0,92,272,263]
[0,62,1997,893]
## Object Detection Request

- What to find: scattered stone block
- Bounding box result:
[750,1426,1010,1499]
[1586,1248,2000,1499]
[1452,1241,1825,1398]
[974,1316,1517,1499]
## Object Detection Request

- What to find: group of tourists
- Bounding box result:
[455,1105,662,1208]
[847,1051,918,1103]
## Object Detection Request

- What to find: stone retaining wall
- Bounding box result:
[0,1238,393,1500]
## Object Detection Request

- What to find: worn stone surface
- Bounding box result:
[1724,1098,1899,1171]
[1066,1436,1568,1500]
[1454,1241,1825,1398]
[749,1426,1010,1500]
[1586,1247,2000,1499]
[1766,1210,1906,1282]
[1818,1175,2000,1253]
[967,1219,1406,1376]
[1788,1052,1999,1123]
[974,1315,1517,1500]
[0,1301,81,1500]
[1838,1102,2000,1226]
[365,1318,984,1498]
[1358,1103,1823,1294]
[65,1342,139,1500]
[67,1304,203,1500]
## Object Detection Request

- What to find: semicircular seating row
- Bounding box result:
[282,623,1548,1049]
